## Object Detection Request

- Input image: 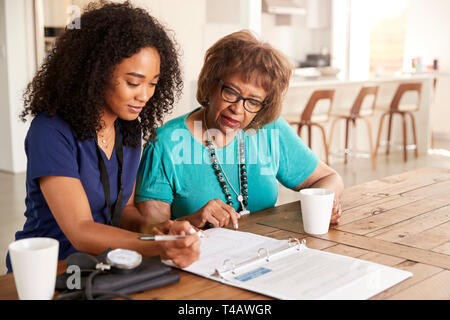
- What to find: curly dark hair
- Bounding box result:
[20,1,183,147]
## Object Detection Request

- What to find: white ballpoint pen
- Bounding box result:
[139,231,207,241]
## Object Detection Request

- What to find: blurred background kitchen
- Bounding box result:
[0,0,449,273]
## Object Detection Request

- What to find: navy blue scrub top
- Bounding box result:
[5,112,141,273]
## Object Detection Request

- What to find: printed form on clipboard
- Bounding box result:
[163,228,412,300]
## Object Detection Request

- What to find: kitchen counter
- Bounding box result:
[289,72,436,87]
[283,74,436,163]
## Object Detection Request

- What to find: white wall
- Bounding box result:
[130,0,207,119]
[330,0,350,80]
[0,1,13,172]
[261,0,331,67]
[331,0,450,138]
[0,0,35,173]
[43,0,71,26]
[333,0,450,78]
[403,0,450,137]
[203,0,263,55]
[403,0,450,73]
[146,0,263,119]
[347,0,371,81]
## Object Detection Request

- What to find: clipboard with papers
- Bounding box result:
[164,228,412,300]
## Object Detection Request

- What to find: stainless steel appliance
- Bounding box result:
[299,54,331,68]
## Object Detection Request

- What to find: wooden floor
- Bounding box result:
[1,138,449,275]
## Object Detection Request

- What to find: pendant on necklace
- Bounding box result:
[102,139,107,144]
[239,209,250,216]
[237,195,250,216]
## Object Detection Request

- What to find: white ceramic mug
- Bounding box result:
[8,237,59,300]
[299,188,335,235]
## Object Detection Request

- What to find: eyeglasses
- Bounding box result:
[218,80,266,113]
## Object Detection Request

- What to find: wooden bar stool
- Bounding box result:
[328,86,379,169]
[285,89,335,164]
[374,82,422,162]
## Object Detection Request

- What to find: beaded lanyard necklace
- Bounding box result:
[203,110,250,216]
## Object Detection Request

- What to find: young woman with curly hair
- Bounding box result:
[6,2,200,273]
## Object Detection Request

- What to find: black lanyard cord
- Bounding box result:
[95,122,124,227]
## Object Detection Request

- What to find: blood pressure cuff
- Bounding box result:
[55,250,180,300]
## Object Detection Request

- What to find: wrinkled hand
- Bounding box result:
[330,197,342,225]
[186,199,240,229]
[153,220,201,268]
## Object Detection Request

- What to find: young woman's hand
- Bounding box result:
[152,220,201,268]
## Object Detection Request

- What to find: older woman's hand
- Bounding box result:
[184,199,240,229]
[330,197,342,225]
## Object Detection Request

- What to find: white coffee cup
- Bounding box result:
[299,188,335,235]
[8,237,59,300]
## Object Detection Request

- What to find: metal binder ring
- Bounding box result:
[222,259,236,274]
[288,238,302,251]
[257,248,270,262]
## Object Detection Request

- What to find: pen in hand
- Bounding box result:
[139,231,207,241]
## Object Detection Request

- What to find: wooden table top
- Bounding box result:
[1,166,450,300]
